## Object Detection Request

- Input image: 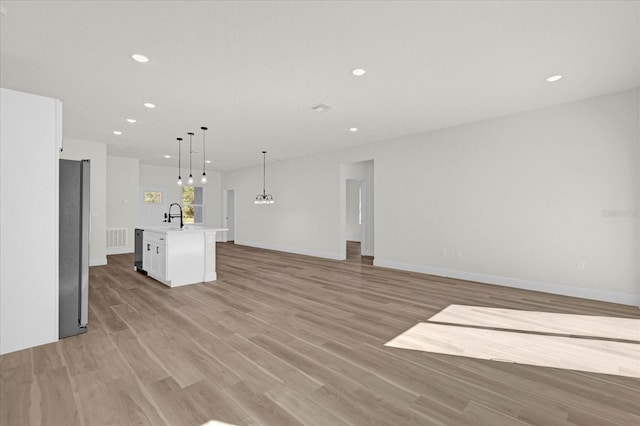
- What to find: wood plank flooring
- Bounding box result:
[346,241,373,265]
[2,242,639,425]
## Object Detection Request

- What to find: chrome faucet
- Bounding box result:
[167,203,184,229]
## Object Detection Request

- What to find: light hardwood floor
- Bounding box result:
[1,242,639,425]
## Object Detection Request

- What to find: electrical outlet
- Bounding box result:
[576,261,586,271]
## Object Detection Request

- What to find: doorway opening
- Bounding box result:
[346,179,363,262]
[223,189,235,243]
[340,160,374,262]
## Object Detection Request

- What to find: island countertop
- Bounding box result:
[139,225,228,234]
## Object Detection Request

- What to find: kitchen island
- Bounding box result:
[138,225,227,287]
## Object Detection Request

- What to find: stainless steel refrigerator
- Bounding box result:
[59,159,90,338]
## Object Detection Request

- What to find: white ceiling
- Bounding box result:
[1,1,638,171]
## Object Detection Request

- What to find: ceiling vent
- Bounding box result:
[311,103,332,112]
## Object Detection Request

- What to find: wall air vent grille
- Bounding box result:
[106,228,127,249]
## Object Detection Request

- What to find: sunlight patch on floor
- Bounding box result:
[428,304,640,341]
[385,306,640,378]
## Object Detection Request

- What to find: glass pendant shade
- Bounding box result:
[187,175,194,185]
[201,173,207,184]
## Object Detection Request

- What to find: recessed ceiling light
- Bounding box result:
[352,68,366,77]
[164,155,171,158]
[113,131,122,135]
[131,54,149,63]
[143,102,156,108]
[205,160,211,164]
[126,118,136,123]
[546,75,563,82]
[349,127,358,132]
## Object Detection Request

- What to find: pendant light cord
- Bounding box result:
[189,133,193,176]
[178,137,182,177]
[202,127,207,172]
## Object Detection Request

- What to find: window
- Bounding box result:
[144,191,162,204]
[182,186,203,224]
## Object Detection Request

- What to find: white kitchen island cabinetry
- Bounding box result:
[142,226,227,287]
[143,231,166,280]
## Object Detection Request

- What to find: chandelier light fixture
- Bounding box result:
[176,137,183,186]
[255,150,274,204]
[187,132,194,186]
[201,127,208,184]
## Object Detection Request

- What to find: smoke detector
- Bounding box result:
[311,103,332,112]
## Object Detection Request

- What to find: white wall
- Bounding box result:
[203,170,223,230]
[224,155,342,259]
[375,89,639,306]
[346,179,361,242]
[1,88,60,354]
[223,89,639,305]
[107,156,139,254]
[60,138,107,266]
[139,164,182,220]
[139,163,222,228]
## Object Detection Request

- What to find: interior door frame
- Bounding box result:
[359,179,368,256]
[345,177,365,247]
[222,188,236,242]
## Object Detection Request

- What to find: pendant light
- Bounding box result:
[187,132,194,186]
[176,137,183,186]
[200,126,208,184]
[255,150,274,204]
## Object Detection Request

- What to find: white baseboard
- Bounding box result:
[106,247,134,255]
[90,257,107,267]
[234,240,343,261]
[213,242,639,307]
[374,259,640,307]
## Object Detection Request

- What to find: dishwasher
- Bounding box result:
[134,228,147,274]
